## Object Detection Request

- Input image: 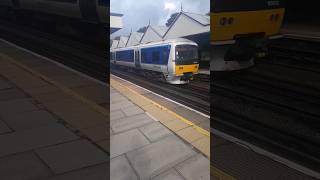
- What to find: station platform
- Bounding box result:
[211,129,319,180]
[281,23,320,41]
[0,39,108,179]
[198,68,210,75]
[110,75,211,179]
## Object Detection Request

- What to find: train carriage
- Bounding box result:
[0,0,108,24]
[111,38,199,84]
[112,48,136,67]
[211,0,285,71]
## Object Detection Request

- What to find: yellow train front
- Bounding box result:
[211,0,285,71]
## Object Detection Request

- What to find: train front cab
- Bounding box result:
[210,0,285,71]
[169,42,199,84]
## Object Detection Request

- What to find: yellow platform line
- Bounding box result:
[111,77,236,179]
[0,53,108,117]
[110,77,209,137]
[211,165,237,180]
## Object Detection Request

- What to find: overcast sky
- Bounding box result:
[110,0,209,38]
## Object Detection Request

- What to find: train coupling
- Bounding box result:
[225,36,269,61]
[181,72,194,81]
[255,51,267,58]
[253,38,269,58]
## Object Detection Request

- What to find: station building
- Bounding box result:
[126,32,144,46]
[110,12,123,34]
[117,36,129,48]
[140,25,168,44]
[110,12,123,48]
[110,40,119,49]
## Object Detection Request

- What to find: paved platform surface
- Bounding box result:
[110,75,210,180]
[198,69,210,75]
[211,131,319,180]
[0,39,108,179]
[281,23,320,41]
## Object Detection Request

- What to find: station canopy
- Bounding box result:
[140,25,169,43]
[164,12,210,47]
[110,13,123,34]
[110,11,209,48]
[110,40,119,49]
[126,32,144,46]
[117,36,129,48]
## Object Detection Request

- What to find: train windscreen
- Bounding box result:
[175,45,199,65]
[211,0,285,13]
[99,0,107,6]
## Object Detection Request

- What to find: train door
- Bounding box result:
[110,52,115,63]
[135,50,141,68]
[79,0,99,22]
[163,45,172,75]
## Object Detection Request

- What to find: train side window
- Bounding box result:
[129,51,134,62]
[47,0,77,3]
[115,52,119,60]
[98,0,107,6]
[152,51,160,64]
[116,50,134,62]
[141,51,147,63]
[162,47,170,64]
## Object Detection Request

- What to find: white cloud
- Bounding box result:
[164,2,176,11]
[110,0,209,38]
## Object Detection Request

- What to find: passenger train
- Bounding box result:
[110,38,199,84]
[0,0,107,24]
[211,0,285,71]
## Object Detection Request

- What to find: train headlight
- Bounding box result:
[228,17,234,25]
[270,14,275,21]
[220,17,227,26]
[274,13,280,21]
[220,17,234,26]
[270,14,280,22]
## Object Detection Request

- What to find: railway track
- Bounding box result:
[212,38,320,172]
[269,38,320,62]
[111,68,210,115]
[212,79,320,172]
[266,38,320,73]
[0,20,107,82]
[194,73,210,82]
